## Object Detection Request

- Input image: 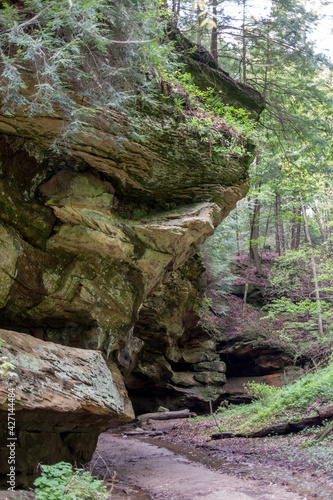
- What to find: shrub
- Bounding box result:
[34,462,109,500]
[244,381,280,401]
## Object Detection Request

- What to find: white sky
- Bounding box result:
[222,0,333,60]
[309,2,333,58]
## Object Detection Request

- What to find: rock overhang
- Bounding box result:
[0,26,265,486]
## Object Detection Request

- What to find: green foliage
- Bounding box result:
[0,0,177,146]
[267,249,310,294]
[260,248,333,360]
[159,70,257,158]
[200,222,238,304]
[173,71,256,132]
[0,340,16,378]
[33,462,108,500]
[217,362,333,434]
[200,296,213,311]
[244,381,280,401]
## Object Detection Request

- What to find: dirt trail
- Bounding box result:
[92,427,305,500]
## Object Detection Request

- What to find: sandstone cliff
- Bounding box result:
[0,27,264,486]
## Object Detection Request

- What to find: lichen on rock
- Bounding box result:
[0,329,133,487]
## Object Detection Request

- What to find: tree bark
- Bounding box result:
[242,0,247,84]
[241,251,251,319]
[196,8,203,45]
[260,203,272,258]
[210,0,218,63]
[137,409,197,423]
[275,193,281,255]
[291,204,301,250]
[249,183,263,275]
[312,203,328,251]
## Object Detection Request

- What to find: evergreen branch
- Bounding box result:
[253,44,307,68]
[77,23,153,44]
[1,2,57,34]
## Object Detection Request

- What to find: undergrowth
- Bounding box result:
[215,361,333,434]
[160,70,258,159]
[33,462,109,500]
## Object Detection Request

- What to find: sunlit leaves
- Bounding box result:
[193,0,217,27]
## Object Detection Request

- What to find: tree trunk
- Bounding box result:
[242,0,247,84]
[280,215,285,253]
[300,194,324,338]
[241,251,251,319]
[171,0,180,27]
[242,188,263,318]
[262,30,271,101]
[312,203,328,251]
[196,8,203,45]
[260,204,272,258]
[210,0,218,64]
[249,196,263,275]
[212,403,333,441]
[275,193,281,255]
[137,409,197,423]
[291,204,302,250]
[236,228,241,256]
[295,205,301,249]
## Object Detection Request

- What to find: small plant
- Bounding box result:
[0,340,16,378]
[201,296,213,311]
[159,70,257,160]
[33,462,109,500]
[244,381,280,401]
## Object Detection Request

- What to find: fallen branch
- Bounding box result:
[137,409,196,423]
[211,403,333,440]
[314,421,333,443]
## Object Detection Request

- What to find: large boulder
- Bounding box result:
[0,329,133,487]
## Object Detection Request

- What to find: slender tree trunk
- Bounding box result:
[196,8,203,45]
[260,204,272,258]
[210,0,218,63]
[262,31,270,101]
[312,204,328,251]
[235,208,242,256]
[280,213,285,253]
[295,206,302,249]
[242,0,247,84]
[236,228,241,256]
[274,194,285,254]
[171,0,180,27]
[291,205,298,250]
[275,193,281,255]
[249,195,263,275]
[286,221,291,250]
[242,188,263,317]
[241,250,251,319]
[176,0,180,18]
[300,194,324,338]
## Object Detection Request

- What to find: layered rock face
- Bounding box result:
[0,37,263,485]
[126,259,227,413]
